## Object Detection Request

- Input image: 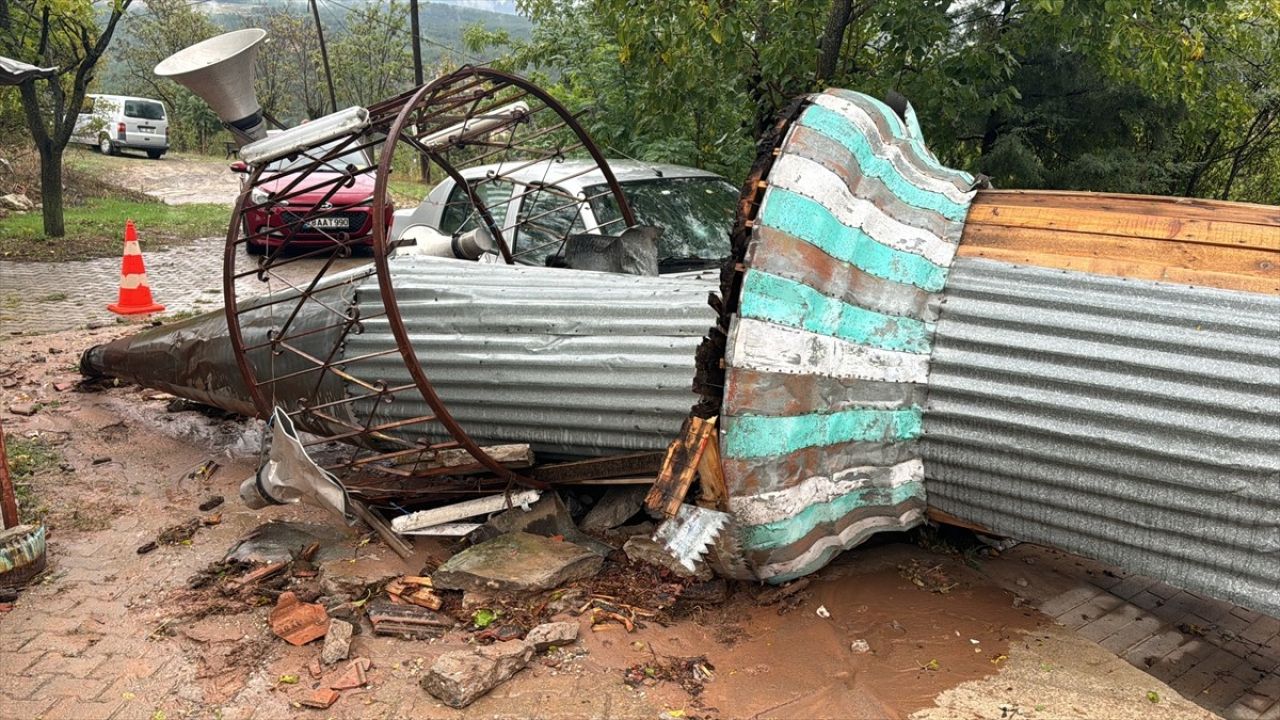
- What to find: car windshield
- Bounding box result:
[124,100,165,120]
[587,176,737,267]
[267,143,369,174]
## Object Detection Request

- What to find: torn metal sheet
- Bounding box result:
[242,408,354,522]
[714,89,977,582]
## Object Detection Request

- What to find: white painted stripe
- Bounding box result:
[726,317,930,384]
[810,93,973,205]
[123,240,142,255]
[769,154,960,265]
[729,458,924,526]
[757,507,924,579]
[119,273,149,290]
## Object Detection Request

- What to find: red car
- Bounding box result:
[232,143,392,255]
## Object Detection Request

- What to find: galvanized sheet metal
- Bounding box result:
[342,256,717,457]
[720,89,977,582]
[923,257,1280,615]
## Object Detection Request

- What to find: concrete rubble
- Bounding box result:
[420,639,536,708]
[432,531,604,594]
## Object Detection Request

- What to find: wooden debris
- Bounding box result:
[385,575,444,611]
[227,561,287,591]
[533,451,665,484]
[645,416,716,518]
[695,418,727,511]
[394,443,535,474]
[351,499,414,559]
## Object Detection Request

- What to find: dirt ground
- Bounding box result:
[67,148,243,207]
[0,325,1229,720]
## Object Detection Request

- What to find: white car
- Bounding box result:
[391,160,738,272]
[71,94,170,159]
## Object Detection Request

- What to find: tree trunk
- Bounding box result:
[38,142,65,238]
[817,0,854,84]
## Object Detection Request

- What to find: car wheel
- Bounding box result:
[146,150,164,160]
[99,135,116,155]
[241,219,266,255]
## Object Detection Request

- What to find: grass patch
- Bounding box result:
[385,176,433,209]
[6,433,60,523]
[0,198,228,262]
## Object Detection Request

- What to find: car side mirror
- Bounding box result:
[228,160,248,173]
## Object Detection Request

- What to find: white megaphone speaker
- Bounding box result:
[154,29,268,145]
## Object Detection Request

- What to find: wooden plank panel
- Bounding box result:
[973,190,1280,227]
[961,224,1280,279]
[956,246,1280,295]
[965,203,1280,251]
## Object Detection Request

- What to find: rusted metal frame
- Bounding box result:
[0,419,17,529]
[252,266,359,328]
[373,77,548,490]
[317,414,443,448]
[421,86,534,128]
[532,452,665,483]
[462,116,579,164]
[401,91,534,151]
[301,309,366,402]
[241,309,378,353]
[254,132,372,199]
[289,383,418,418]
[224,164,274,418]
[486,66,636,228]
[252,346,401,389]
[337,440,471,472]
[247,169,374,218]
[303,407,431,450]
[258,242,356,346]
[231,235,367,280]
[258,223,358,280]
[424,148,517,263]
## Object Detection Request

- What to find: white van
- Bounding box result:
[71,94,170,159]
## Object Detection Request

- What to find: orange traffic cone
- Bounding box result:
[107,220,166,315]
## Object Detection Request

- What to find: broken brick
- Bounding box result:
[269,591,330,646]
[300,688,340,709]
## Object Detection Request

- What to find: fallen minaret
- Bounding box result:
[82,31,1280,615]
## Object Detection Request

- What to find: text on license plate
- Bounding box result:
[305,217,350,230]
[139,127,154,133]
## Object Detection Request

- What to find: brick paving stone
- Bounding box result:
[43,697,125,720]
[0,238,368,335]
[0,650,48,674]
[0,630,36,652]
[1152,637,1217,681]
[1170,648,1246,699]
[1078,602,1144,642]
[1060,592,1125,631]
[1149,590,1206,624]
[28,651,110,677]
[0,697,58,718]
[1099,613,1165,655]
[1124,628,1189,667]
[1254,672,1280,701]
[1147,581,1183,600]
[1249,650,1280,674]
[20,632,101,655]
[3,672,51,700]
[1087,568,1128,591]
[1039,583,1104,618]
[1204,674,1263,713]
[38,674,112,702]
[1108,573,1156,600]
[1130,589,1166,612]
[1242,616,1280,646]
[1263,701,1280,720]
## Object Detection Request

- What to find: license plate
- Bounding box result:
[139,126,154,133]
[305,217,349,230]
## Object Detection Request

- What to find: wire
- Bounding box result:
[317,0,488,64]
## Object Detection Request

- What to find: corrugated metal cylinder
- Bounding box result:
[923,258,1280,615]
[343,257,717,457]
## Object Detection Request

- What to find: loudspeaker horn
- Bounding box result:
[154,29,268,145]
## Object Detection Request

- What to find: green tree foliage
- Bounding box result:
[474,0,1277,203]
[1,0,135,237]
[113,0,223,152]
